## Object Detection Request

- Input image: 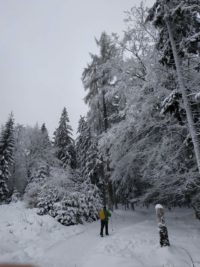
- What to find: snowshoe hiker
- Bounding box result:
[99,206,111,237]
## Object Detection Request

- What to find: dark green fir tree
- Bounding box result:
[54,107,76,169]
[0,113,15,202]
[76,116,103,188]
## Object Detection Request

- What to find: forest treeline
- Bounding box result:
[0,0,200,224]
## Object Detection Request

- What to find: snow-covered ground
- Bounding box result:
[0,202,200,267]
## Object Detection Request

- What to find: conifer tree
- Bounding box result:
[82,32,121,209]
[82,32,121,134]
[41,123,51,149]
[0,113,15,202]
[41,123,48,134]
[54,107,76,169]
[76,116,90,176]
[76,116,103,187]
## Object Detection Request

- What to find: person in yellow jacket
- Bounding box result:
[99,206,111,237]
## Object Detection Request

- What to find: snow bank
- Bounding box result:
[0,202,84,266]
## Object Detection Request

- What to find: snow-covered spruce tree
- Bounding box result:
[76,116,89,177]
[41,123,51,149]
[76,116,103,188]
[54,107,76,169]
[82,32,123,134]
[82,32,124,209]
[0,113,15,202]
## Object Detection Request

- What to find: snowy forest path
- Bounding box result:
[40,209,200,267]
[39,209,147,267]
[0,203,200,267]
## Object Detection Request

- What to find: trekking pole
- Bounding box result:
[111,216,114,232]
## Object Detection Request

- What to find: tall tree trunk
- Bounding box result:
[102,89,109,132]
[164,10,200,174]
[100,155,107,207]
[102,90,113,210]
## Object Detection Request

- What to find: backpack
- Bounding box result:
[99,209,105,220]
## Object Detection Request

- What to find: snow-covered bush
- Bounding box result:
[37,185,60,215]
[40,182,102,226]
[24,166,102,226]
[80,182,103,221]
[54,184,102,226]
[55,194,82,225]
[24,163,49,208]
[24,182,43,208]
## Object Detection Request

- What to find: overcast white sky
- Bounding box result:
[0,0,155,137]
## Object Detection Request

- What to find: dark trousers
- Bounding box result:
[100,220,108,236]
